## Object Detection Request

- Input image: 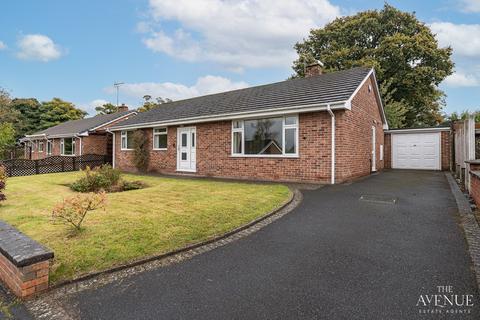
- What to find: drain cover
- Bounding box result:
[359,195,398,204]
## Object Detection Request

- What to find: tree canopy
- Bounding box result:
[95,103,118,115]
[38,98,87,130]
[292,4,454,128]
[138,95,172,113]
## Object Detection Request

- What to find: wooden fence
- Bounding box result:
[0,154,110,177]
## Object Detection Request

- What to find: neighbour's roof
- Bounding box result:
[112,67,373,129]
[28,110,134,137]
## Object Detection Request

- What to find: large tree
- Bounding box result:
[0,123,16,159]
[292,4,454,128]
[10,98,42,136]
[39,98,87,130]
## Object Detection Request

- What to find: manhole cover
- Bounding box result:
[359,195,398,204]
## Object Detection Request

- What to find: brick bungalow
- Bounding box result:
[23,107,136,160]
[109,66,387,184]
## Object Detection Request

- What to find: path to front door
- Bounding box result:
[177,127,196,172]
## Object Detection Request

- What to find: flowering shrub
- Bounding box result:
[52,191,107,231]
[0,166,6,203]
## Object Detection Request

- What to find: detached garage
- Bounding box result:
[384,127,451,171]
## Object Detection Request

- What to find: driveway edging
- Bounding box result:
[446,172,480,291]
[24,187,303,319]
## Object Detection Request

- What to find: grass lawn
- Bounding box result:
[0,172,290,283]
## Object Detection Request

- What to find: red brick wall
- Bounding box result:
[383,130,451,170]
[27,134,111,159]
[470,173,480,207]
[384,133,392,169]
[441,131,451,171]
[0,255,50,298]
[335,75,385,181]
[114,112,334,183]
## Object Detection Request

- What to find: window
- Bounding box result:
[232,115,299,156]
[38,141,44,152]
[121,130,134,150]
[153,128,168,150]
[61,138,76,156]
[46,140,53,155]
[380,144,384,161]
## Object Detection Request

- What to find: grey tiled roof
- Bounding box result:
[30,110,134,137]
[113,67,372,128]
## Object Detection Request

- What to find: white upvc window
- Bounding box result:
[153,127,168,150]
[61,137,76,156]
[46,140,53,155]
[38,141,44,152]
[380,144,384,161]
[121,130,133,150]
[231,115,299,157]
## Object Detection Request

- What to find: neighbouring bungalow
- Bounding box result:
[22,106,136,160]
[109,65,388,184]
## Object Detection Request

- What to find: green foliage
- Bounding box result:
[10,98,42,136]
[447,110,480,123]
[0,123,16,159]
[70,165,121,193]
[132,130,149,172]
[95,103,117,115]
[292,4,454,128]
[39,98,87,130]
[137,95,172,112]
[0,166,6,202]
[52,191,107,232]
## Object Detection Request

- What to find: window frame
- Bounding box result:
[61,137,76,156]
[38,140,44,153]
[121,130,134,150]
[231,115,299,158]
[152,127,168,150]
[46,140,53,155]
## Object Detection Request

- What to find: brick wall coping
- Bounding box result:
[470,171,480,179]
[0,221,53,267]
[465,160,480,164]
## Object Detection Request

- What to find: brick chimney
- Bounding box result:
[117,104,129,112]
[305,61,324,77]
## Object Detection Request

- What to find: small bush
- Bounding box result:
[70,165,121,192]
[70,164,145,193]
[132,130,149,172]
[0,166,6,203]
[52,191,107,232]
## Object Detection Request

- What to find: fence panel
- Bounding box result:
[0,154,109,177]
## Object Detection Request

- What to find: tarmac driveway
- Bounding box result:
[65,170,480,319]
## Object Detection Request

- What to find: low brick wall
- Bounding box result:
[0,221,53,298]
[470,171,480,207]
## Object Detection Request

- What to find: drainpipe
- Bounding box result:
[327,104,335,184]
[78,136,83,156]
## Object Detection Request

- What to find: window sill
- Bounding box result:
[230,154,299,159]
[120,148,134,151]
[153,148,168,151]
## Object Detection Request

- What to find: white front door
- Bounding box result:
[177,127,196,172]
[372,126,376,172]
[392,133,441,170]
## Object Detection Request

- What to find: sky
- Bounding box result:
[0,0,479,116]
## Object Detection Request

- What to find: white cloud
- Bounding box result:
[79,99,111,115]
[460,0,480,13]
[16,34,63,62]
[105,75,249,101]
[430,22,480,57]
[443,71,479,87]
[0,41,6,50]
[140,0,341,69]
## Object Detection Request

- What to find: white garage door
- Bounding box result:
[392,133,441,170]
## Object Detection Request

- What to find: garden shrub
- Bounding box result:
[0,166,6,202]
[52,191,107,232]
[132,130,149,172]
[70,164,145,193]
